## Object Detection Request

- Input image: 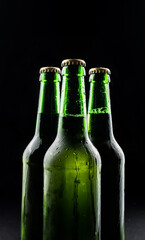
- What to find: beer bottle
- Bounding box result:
[43,59,101,240]
[21,67,61,240]
[88,67,125,240]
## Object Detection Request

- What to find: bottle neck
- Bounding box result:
[88,73,114,142]
[35,72,60,139]
[57,65,88,140]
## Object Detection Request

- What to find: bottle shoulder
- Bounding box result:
[23,135,49,165]
[44,136,101,170]
[92,137,125,163]
[111,137,125,155]
[111,138,125,164]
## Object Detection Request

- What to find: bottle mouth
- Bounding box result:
[39,69,61,82]
[61,65,86,77]
[89,72,111,83]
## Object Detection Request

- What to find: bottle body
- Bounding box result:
[88,69,125,240]
[99,139,124,240]
[90,115,125,240]
[21,114,59,240]
[21,69,61,240]
[43,61,101,240]
[44,132,100,240]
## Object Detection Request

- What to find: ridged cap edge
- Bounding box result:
[61,59,86,67]
[39,66,61,74]
[89,67,111,75]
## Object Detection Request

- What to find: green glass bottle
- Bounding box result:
[21,67,61,240]
[88,67,125,240]
[43,59,101,240]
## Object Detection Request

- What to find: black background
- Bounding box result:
[1,0,145,239]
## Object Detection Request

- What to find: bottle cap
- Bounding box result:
[39,66,61,74]
[61,59,86,67]
[89,67,111,75]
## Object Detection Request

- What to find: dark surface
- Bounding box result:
[1,0,145,239]
[0,200,145,240]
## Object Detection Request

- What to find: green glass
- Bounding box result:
[88,69,125,240]
[21,68,61,240]
[43,61,101,240]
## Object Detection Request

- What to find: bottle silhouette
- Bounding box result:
[43,59,101,240]
[88,67,125,240]
[21,67,61,240]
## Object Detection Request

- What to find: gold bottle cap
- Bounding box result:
[61,59,86,67]
[89,67,111,75]
[39,66,61,74]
